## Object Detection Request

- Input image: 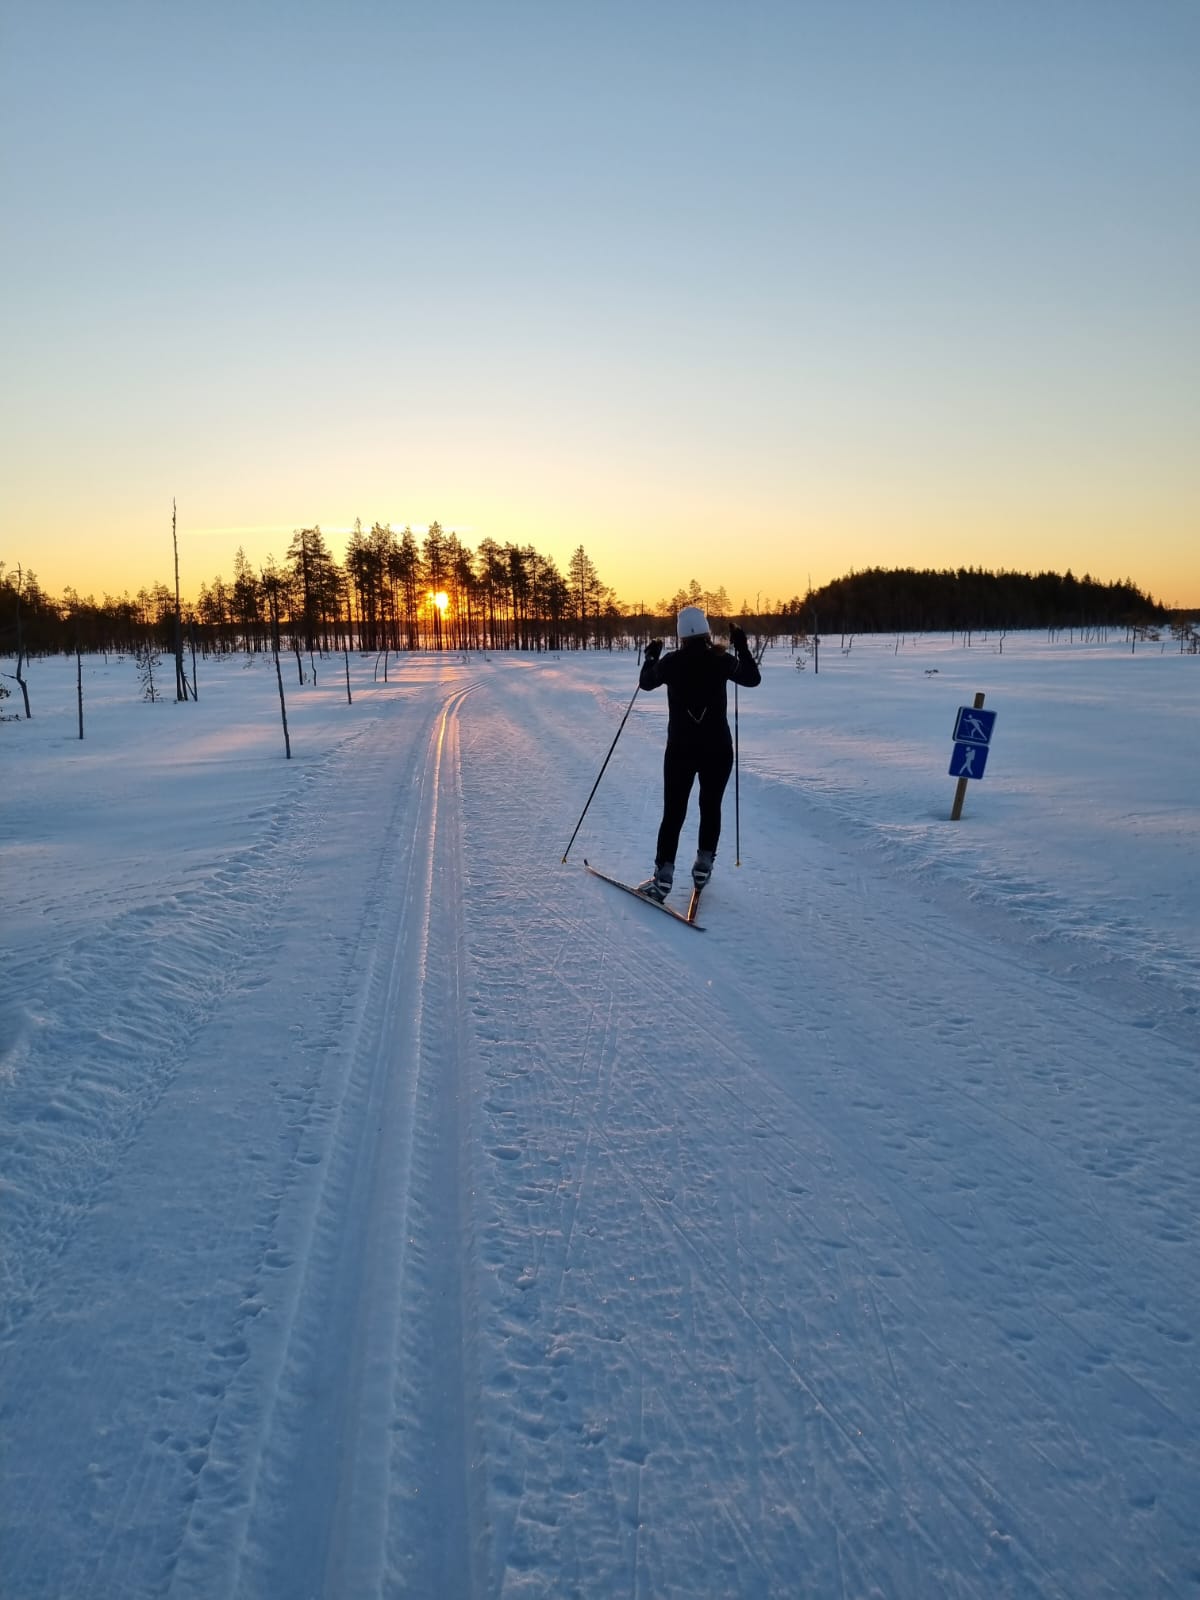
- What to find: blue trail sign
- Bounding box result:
[949,696,996,820]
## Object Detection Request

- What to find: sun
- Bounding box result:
[430,590,449,614]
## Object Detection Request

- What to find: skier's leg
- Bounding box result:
[655,744,696,866]
[695,741,734,855]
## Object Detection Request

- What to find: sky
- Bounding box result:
[3,0,1198,610]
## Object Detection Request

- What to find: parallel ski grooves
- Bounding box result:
[394,688,488,1597]
[229,684,483,1599]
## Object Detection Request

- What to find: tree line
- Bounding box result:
[0,537,1186,667]
[2,527,619,658]
[0,528,747,660]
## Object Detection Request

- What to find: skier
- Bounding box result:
[636,606,761,901]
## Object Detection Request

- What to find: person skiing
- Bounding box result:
[636,606,761,901]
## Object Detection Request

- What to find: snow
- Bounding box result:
[2,634,1197,1599]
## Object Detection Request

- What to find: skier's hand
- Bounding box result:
[644,639,663,662]
[730,625,748,652]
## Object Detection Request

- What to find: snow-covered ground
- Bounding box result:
[2,634,1197,1599]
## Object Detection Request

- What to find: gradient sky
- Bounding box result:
[4,0,1198,609]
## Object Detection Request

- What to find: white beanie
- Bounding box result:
[677,605,710,640]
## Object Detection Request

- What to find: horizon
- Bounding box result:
[6,525,1191,617]
[4,2,1198,610]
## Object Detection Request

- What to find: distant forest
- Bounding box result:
[793,566,1171,637]
[0,519,1184,662]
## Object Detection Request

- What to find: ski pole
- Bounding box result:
[734,681,741,866]
[561,680,641,862]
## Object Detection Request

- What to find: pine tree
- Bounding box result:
[135,640,161,701]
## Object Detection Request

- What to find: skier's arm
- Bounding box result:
[728,626,761,688]
[639,639,666,690]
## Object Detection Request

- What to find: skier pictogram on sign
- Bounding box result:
[952,706,997,746]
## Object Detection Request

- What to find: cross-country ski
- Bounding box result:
[583,859,707,929]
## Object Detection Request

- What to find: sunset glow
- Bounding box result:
[3,4,1197,609]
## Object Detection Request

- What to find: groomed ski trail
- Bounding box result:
[229,681,487,1599]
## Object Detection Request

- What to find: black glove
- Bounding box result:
[730,625,748,652]
[644,639,663,662]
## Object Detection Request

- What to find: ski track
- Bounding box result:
[2,654,1197,1599]
[219,680,485,1600]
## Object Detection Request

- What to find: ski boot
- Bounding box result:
[691,849,715,889]
[637,860,674,903]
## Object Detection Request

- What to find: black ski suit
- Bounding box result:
[638,634,761,868]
